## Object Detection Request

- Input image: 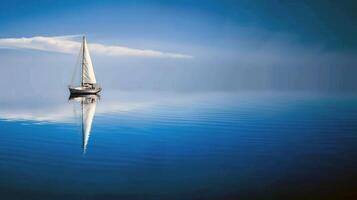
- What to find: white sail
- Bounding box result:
[69,36,101,95]
[82,37,97,84]
[82,95,98,153]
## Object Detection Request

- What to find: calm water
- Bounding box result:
[0,90,356,200]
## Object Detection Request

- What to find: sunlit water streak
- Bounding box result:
[0,91,356,199]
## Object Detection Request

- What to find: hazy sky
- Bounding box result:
[1,0,357,93]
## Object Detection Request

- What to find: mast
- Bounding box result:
[81,36,85,86]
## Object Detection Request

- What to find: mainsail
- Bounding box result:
[82,37,97,84]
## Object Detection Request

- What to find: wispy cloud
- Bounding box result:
[0,35,193,59]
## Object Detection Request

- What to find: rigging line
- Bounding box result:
[70,40,83,86]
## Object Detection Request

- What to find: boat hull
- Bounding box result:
[69,87,101,95]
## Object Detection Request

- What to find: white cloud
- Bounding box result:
[0,35,193,59]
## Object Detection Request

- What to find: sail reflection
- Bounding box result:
[69,94,99,154]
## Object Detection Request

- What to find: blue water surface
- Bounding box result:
[0,91,356,200]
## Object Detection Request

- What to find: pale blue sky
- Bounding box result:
[1,0,357,93]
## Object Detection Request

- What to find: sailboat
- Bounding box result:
[69,94,99,154]
[69,36,101,95]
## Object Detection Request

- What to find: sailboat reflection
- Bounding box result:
[69,94,100,154]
